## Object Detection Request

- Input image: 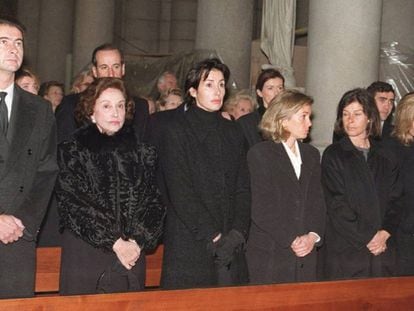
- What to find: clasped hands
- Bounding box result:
[291,233,318,257]
[209,230,245,267]
[367,230,390,256]
[0,214,25,244]
[113,238,141,270]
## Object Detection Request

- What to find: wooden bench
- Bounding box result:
[4,276,414,310]
[35,245,164,293]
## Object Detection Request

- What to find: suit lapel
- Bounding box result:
[2,87,36,178]
[272,142,300,187]
[298,144,313,195]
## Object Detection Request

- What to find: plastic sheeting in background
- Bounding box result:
[380,41,414,103]
[123,49,237,99]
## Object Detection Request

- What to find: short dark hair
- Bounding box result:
[367,81,395,96]
[255,68,285,113]
[184,58,230,105]
[0,16,26,35]
[38,81,64,97]
[91,43,124,66]
[75,77,133,125]
[334,88,381,139]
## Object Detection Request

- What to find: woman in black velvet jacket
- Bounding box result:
[55,78,165,295]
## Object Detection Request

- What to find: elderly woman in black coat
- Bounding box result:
[55,78,165,295]
[321,88,401,280]
[160,58,251,289]
[246,90,326,284]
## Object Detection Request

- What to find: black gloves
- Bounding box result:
[211,229,245,267]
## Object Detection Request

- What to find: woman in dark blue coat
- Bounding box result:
[246,90,325,284]
[321,88,401,280]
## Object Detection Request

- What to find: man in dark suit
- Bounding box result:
[0,17,58,298]
[55,43,149,143]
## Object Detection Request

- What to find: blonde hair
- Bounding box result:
[393,92,414,146]
[260,89,313,142]
[71,67,94,94]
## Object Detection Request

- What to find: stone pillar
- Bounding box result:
[169,0,197,53]
[17,0,41,70]
[195,0,254,89]
[36,0,74,82]
[381,0,414,50]
[118,0,161,55]
[72,0,115,76]
[306,0,383,149]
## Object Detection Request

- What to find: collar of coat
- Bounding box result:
[338,135,382,156]
[74,123,137,153]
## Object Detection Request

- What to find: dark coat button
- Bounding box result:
[19,186,24,192]
[27,149,32,155]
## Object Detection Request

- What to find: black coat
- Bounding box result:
[246,141,326,284]
[55,124,165,294]
[0,86,58,298]
[237,110,262,149]
[321,137,402,280]
[381,117,394,140]
[160,105,251,289]
[383,137,414,275]
[148,104,186,209]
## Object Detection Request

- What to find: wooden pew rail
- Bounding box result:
[3,277,414,310]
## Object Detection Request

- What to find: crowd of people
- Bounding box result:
[1,15,414,299]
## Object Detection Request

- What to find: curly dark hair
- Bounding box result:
[75,77,134,125]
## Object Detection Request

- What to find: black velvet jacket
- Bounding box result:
[55,124,165,252]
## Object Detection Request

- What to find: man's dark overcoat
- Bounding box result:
[0,86,58,298]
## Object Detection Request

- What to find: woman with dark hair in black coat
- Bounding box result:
[55,78,165,295]
[160,58,251,289]
[321,88,401,280]
[237,68,285,148]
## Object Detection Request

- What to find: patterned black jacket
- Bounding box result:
[55,124,165,252]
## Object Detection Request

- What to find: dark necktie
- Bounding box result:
[0,92,8,135]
